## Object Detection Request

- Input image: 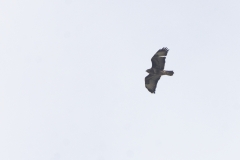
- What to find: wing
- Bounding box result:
[151,47,169,70]
[145,74,161,93]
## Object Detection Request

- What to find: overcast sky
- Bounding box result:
[1,0,240,160]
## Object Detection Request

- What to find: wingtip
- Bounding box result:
[162,47,169,52]
[149,90,155,94]
[146,88,155,94]
[156,47,169,56]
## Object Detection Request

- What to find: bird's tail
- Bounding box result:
[163,70,174,76]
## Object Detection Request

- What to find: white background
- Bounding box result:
[1,0,240,159]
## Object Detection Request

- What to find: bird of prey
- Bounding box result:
[145,47,174,93]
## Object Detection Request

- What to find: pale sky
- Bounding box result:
[1,0,240,160]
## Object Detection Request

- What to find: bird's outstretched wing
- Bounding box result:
[145,74,161,93]
[151,48,168,70]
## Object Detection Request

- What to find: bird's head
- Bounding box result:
[146,69,151,73]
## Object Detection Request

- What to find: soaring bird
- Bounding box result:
[145,47,174,93]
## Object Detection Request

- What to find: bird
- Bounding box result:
[145,47,174,93]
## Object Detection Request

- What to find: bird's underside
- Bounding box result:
[145,47,174,94]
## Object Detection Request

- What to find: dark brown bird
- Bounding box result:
[145,47,174,93]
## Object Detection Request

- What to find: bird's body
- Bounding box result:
[145,47,174,93]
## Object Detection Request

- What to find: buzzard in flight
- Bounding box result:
[145,47,174,93]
